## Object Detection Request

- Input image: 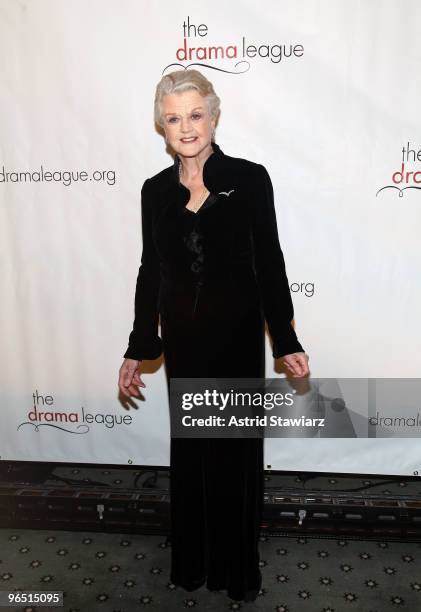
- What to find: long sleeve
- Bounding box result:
[123,178,163,361]
[250,163,304,358]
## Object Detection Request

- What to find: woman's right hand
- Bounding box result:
[118,358,146,398]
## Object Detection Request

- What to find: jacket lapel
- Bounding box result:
[170,142,233,214]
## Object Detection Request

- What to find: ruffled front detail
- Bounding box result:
[183,222,205,275]
[182,213,206,315]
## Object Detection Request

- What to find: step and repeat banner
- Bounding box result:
[1,0,420,474]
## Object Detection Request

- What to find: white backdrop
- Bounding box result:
[1,0,420,475]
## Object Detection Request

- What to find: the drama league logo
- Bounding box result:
[164,16,304,73]
[376,142,421,197]
[17,390,132,435]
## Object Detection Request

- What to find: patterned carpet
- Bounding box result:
[1,528,421,611]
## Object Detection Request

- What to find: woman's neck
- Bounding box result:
[178,143,213,182]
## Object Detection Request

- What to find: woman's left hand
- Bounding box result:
[282,352,310,377]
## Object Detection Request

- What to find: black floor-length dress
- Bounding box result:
[124,142,304,601]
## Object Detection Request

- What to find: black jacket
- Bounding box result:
[124,142,304,361]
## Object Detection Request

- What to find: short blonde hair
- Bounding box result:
[154,69,221,130]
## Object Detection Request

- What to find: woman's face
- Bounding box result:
[161,89,216,158]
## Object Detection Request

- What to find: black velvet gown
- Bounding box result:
[124,141,304,601]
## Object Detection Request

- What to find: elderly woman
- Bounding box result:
[118,69,309,602]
